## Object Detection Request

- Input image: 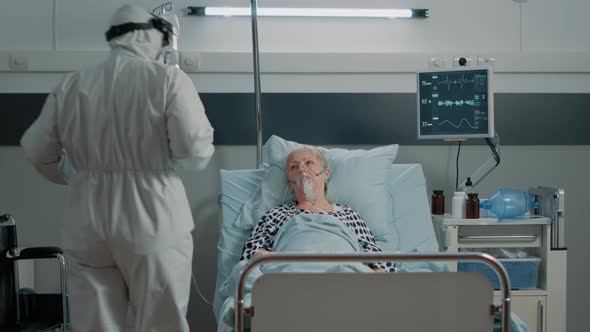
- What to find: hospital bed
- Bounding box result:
[213,136,518,332]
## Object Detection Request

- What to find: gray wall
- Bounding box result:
[1,0,590,331]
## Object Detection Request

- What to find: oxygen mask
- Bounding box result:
[288,164,325,185]
[288,164,326,202]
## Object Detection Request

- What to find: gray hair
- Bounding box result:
[286,146,328,169]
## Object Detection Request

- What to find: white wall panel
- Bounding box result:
[36,0,522,53]
[0,1,54,50]
[403,0,521,52]
[57,0,137,50]
[180,0,521,53]
[524,0,590,51]
[0,0,584,55]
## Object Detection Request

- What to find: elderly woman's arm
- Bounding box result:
[359,235,396,272]
[240,217,274,261]
[341,207,396,272]
[240,204,295,261]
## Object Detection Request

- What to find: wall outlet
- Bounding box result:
[429,56,451,69]
[453,56,472,67]
[9,54,29,70]
[477,56,496,66]
[181,53,200,71]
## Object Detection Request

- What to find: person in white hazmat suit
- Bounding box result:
[20,4,214,332]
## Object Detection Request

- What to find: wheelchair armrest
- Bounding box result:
[16,247,63,260]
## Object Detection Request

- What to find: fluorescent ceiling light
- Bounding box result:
[188,6,428,19]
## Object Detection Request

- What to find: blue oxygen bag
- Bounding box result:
[480,189,537,219]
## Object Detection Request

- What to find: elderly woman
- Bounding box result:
[240,146,395,272]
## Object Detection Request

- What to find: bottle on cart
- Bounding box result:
[431,190,445,215]
[480,189,537,219]
[451,191,467,218]
[466,193,480,219]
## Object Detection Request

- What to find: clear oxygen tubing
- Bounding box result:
[287,167,326,185]
[191,217,213,306]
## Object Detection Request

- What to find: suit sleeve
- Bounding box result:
[166,70,215,170]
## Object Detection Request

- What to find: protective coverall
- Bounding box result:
[20,4,214,331]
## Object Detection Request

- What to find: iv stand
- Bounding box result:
[250,0,263,166]
[457,133,501,191]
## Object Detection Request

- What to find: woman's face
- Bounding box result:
[288,150,321,179]
[286,149,330,200]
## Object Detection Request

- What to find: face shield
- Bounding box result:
[158,12,180,67]
[153,2,180,67]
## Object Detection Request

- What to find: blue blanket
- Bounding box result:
[261,212,377,273]
[215,214,370,331]
[215,213,528,332]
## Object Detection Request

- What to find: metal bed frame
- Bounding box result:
[235,252,512,332]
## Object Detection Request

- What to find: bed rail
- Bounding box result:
[236,252,511,332]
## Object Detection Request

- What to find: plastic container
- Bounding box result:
[464,177,473,194]
[431,190,445,215]
[451,191,467,218]
[458,257,541,289]
[480,189,537,219]
[466,193,480,219]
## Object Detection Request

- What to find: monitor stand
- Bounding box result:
[457,133,500,191]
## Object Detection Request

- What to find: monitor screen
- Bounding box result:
[417,67,494,139]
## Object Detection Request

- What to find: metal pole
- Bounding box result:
[57,254,70,331]
[235,252,511,332]
[250,0,263,166]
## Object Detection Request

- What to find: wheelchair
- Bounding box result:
[0,214,70,331]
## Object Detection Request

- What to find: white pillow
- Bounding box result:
[233,135,399,241]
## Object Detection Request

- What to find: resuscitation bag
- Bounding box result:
[480,189,537,219]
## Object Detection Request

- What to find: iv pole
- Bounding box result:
[250,0,263,166]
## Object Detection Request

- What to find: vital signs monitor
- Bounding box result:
[417,67,494,139]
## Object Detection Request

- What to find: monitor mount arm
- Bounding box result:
[457,133,500,191]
